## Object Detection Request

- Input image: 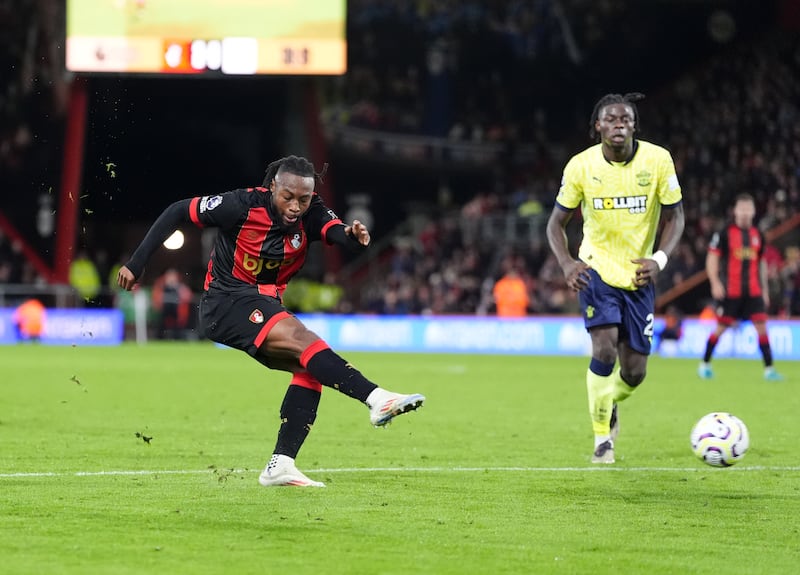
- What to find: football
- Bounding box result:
[690,412,750,467]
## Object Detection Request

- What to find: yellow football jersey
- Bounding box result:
[556,140,682,290]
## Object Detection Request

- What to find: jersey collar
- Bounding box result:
[603,139,639,165]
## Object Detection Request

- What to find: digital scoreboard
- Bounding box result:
[66,0,346,75]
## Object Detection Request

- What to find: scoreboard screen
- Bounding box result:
[66,0,346,75]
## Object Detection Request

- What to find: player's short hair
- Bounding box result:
[589,92,645,140]
[262,155,328,187]
[734,192,755,205]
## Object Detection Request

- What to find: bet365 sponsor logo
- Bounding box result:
[241,253,295,275]
[592,195,647,214]
[734,246,758,260]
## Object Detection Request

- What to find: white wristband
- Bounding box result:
[652,250,668,271]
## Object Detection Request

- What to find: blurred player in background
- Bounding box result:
[698,193,783,381]
[118,155,425,487]
[151,268,193,339]
[546,93,685,464]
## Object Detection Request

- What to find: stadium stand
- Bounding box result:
[2,0,799,319]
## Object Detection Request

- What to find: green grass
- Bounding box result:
[1,343,799,574]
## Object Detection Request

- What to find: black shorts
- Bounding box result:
[718,296,767,325]
[199,287,293,357]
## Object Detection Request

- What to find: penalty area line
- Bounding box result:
[1,465,800,479]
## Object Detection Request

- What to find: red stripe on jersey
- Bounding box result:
[203,257,214,291]
[725,227,743,297]
[746,228,762,296]
[321,219,344,243]
[231,207,272,284]
[256,284,279,297]
[275,230,310,287]
[723,226,762,298]
[253,310,292,349]
[189,197,203,227]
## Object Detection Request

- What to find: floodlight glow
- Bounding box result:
[163,230,185,250]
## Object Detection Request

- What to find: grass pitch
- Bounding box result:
[1,343,798,574]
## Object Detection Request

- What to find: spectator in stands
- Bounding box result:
[13,297,46,342]
[69,250,101,305]
[332,20,800,317]
[762,242,786,316]
[492,265,530,317]
[782,246,800,317]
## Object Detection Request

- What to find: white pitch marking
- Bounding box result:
[1,465,799,479]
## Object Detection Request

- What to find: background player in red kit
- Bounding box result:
[698,193,783,381]
[118,156,425,487]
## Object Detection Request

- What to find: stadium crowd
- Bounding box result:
[2,0,800,320]
[326,2,800,317]
[1,0,67,273]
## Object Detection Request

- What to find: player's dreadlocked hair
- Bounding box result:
[261,155,329,187]
[589,92,645,141]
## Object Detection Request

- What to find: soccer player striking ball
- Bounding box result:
[546,93,685,464]
[117,156,425,487]
[698,193,783,381]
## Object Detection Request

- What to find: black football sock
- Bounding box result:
[703,333,720,363]
[758,334,774,367]
[273,384,320,459]
[300,341,378,402]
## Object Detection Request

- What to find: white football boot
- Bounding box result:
[258,454,325,487]
[366,389,425,427]
[592,440,615,464]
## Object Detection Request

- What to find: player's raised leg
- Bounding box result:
[297,339,425,426]
[261,318,426,426]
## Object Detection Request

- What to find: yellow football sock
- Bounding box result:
[586,368,614,436]
[611,367,636,403]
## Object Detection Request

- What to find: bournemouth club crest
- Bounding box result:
[290,233,303,250]
[249,309,264,324]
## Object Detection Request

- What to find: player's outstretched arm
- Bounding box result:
[344,220,370,246]
[326,220,371,252]
[117,265,137,291]
[118,199,193,290]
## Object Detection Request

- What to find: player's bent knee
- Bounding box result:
[593,348,617,365]
[622,370,646,387]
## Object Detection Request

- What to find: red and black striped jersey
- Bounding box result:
[708,224,764,298]
[188,187,343,296]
